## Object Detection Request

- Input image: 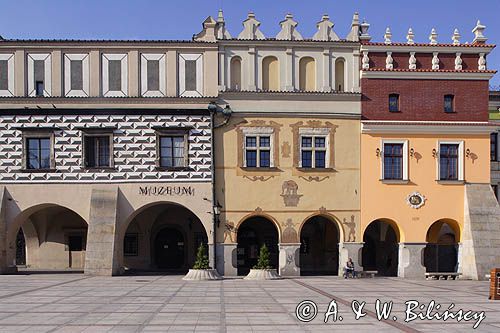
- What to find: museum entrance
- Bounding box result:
[362,219,399,276]
[236,216,279,276]
[122,202,208,273]
[300,215,340,275]
[424,219,460,273]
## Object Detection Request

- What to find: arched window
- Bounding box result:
[299,57,316,91]
[230,57,242,91]
[262,56,279,91]
[335,58,345,92]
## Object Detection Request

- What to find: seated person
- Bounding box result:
[343,258,357,278]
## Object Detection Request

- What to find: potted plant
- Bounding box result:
[244,244,281,280]
[182,244,222,280]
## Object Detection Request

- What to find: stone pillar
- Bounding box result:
[248,47,257,91]
[338,242,364,275]
[215,243,237,276]
[208,242,215,270]
[285,48,294,91]
[0,187,7,274]
[398,243,426,279]
[218,48,226,91]
[51,50,62,97]
[84,188,119,276]
[279,243,300,276]
[322,48,332,92]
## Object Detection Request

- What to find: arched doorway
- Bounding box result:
[362,219,399,276]
[237,216,279,276]
[122,202,207,273]
[300,215,340,275]
[10,205,88,271]
[424,219,460,273]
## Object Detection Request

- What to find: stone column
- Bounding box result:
[338,242,364,275]
[84,187,120,276]
[398,243,426,279]
[285,48,294,91]
[247,47,257,91]
[218,48,226,91]
[322,48,332,92]
[279,243,300,277]
[216,243,237,276]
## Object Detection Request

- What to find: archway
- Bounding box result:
[262,56,279,91]
[299,57,316,91]
[10,205,88,271]
[122,202,207,273]
[299,215,340,275]
[424,219,460,273]
[335,58,345,92]
[230,56,242,90]
[362,219,400,276]
[236,216,279,276]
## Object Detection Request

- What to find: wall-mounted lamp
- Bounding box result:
[213,201,223,228]
[376,148,382,157]
[409,148,414,157]
[466,148,471,158]
[432,148,438,158]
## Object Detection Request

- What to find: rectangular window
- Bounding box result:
[245,135,271,168]
[26,137,51,170]
[185,60,197,91]
[300,136,327,168]
[0,60,8,90]
[35,81,44,97]
[147,59,160,91]
[84,135,111,168]
[70,60,83,91]
[439,144,459,180]
[444,95,454,113]
[124,234,139,256]
[108,60,122,91]
[491,133,498,162]
[383,143,404,180]
[159,136,186,168]
[389,94,400,112]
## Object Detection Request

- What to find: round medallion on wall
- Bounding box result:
[406,192,426,209]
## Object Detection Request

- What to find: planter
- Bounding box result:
[244,269,281,280]
[182,269,222,281]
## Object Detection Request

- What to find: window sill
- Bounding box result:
[380,179,410,184]
[389,110,401,113]
[296,168,336,173]
[20,168,57,173]
[155,166,193,172]
[240,167,280,172]
[82,167,116,171]
[436,180,465,185]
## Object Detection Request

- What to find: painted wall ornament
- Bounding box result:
[282,218,298,243]
[406,192,426,209]
[343,215,356,242]
[281,142,291,158]
[281,180,302,207]
[224,221,237,243]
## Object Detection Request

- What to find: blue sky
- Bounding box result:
[1,0,499,86]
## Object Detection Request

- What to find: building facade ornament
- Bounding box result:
[216,9,232,40]
[478,53,487,70]
[313,14,340,41]
[452,28,461,45]
[385,52,394,70]
[432,52,440,70]
[429,28,438,45]
[193,16,217,42]
[409,52,417,70]
[362,51,370,70]
[406,28,415,44]
[472,20,487,44]
[276,13,303,40]
[406,192,426,209]
[359,20,371,42]
[384,27,392,44]
[455,52,463,70]
[238,12,265,40]
[346,12,360,41]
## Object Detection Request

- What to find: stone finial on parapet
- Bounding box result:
[238,11,266,40]
[313,14,340,41]
[359,19,371,42]
[276,13,303,40]
[429,28,438,45]
[216,9,232,40]
[384,27,392,44]
[452,28,461,45]
[406,28,415,44]
[455,52,463,70]
[472,20,487,44]
[193,16,217,42]
[346,12,360,41]
[409,52,417,69]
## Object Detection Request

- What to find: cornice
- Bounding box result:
[360,69,495,80]
[361,121,495,134]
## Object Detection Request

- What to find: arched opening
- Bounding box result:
[424,219,460,273]
[300,215,340,275]
[122,202,207,273]
[230,56,242,90]
[299,57,316,91]
[10,205,88,271]
[362,219,399,276]
[262,56,279,91]
[236,216,279,276]
[335,58,345,92]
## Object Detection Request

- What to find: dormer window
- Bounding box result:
[444,95,455,113]
[389,94,400,112]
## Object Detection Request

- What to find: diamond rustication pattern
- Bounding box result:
[0,114,211,182]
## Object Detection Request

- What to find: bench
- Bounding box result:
[425,272,462,280]
[360,270,378,278]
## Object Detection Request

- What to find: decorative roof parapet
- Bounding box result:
[472,20,487,44]
[313,14,340,41]
[384,27,392,44]
[238,12,265,40]
[193,16,217,42]
[346,12,360,42]
[276,13,303,40]
[406,28,415,44]
[216,9,232,40]
[359,20,371,42]
[452,29,461,45]
[429,28,438,45]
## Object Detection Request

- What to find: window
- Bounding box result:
[230,57,242,90]
[300,136,327,168]
[0,53,14,96]
[299,57,316,91]
[245,135,271,168]
[179,53,203,97]
[27,53,51,97]
[35,81,44,97]
[389,94,400,112]
[159,135,187,168]
[141,53,166,97]
[262,56,279,91]
[64,53,89,97]
[124,234,139,256]
[26,137,51,170]
[335,58,345,92]
[84,135,112,168]
[383,143,404,180]
[102,53,128,97]
[444,95,455,113]
[439,144,459,180]
[491,133,498,162]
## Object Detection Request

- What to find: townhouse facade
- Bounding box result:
[0,10,498,280]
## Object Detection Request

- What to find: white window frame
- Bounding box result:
[178,53,203,97]
[141,53,166,97]
[380,139,409,181]
[27,53,52,97]
[298,128,330,168]
[81,131,114,169]
[64,53,89,97]
[0,53,15,97]
[241,127,274,168]
[437,140,464,181]
[102,53,128,97]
